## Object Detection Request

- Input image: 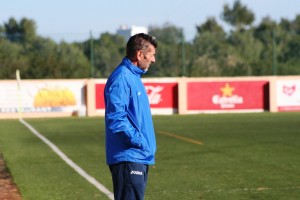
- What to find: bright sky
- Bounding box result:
[1,0,299,42]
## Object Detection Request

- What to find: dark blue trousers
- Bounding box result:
[109,162,149,200]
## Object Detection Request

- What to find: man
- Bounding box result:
[104,33,157,200]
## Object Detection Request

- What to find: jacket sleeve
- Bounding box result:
[105,75,145,149]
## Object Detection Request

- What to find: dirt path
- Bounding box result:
[0,154,22,200]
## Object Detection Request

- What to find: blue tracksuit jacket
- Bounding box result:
[104,57,156,165]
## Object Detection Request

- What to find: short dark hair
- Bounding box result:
[126,33,157,59]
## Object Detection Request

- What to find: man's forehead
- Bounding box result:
[146,45,156,52]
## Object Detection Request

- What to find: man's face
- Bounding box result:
[137,44,156,71]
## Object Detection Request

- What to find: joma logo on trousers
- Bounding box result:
[130,170,143,175]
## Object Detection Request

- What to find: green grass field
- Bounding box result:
[0,112,300,200]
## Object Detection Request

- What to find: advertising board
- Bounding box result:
[276,80,300,111]
[95,80,178,115]
[187,81,269,113]
[0,80,86,115]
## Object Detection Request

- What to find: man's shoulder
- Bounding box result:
[110,65,130,78]
[107,66,133,86]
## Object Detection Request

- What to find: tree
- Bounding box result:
[0,25,5,37]
[4,17,20,42]
[19,18,37,44]
[196,17,224,34]
[0,39,29,78]
[221,0,255,29]
[3,17,36,44]
[55,42,90,78]
[25,37,56,78]
[253,17,279,75]
[148,23,184,76]
[190,17,228,76]
[88,33,125,78]
[26,38,90,78]
[227,28,263,76]
[278,15,300,75]
[194,17,226,56]
[77,32,125,78]
[2,11,300,79]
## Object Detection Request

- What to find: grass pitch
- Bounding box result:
[0,112,300,199]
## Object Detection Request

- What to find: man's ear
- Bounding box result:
[137,50,143,61]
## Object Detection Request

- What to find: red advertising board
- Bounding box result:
[144,82,178,108]
[95,82,178,110]
[187,81,269,111]
[95,83,105,109]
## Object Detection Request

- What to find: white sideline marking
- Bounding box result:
[19,118,114,200]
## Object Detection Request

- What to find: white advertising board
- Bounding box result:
[276,80,300,111]
[0,80,86,114]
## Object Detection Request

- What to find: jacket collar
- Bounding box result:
[122,57,146,76]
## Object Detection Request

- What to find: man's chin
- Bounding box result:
[145,66,151,72]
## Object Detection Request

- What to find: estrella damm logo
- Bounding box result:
[212,83,244,108]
